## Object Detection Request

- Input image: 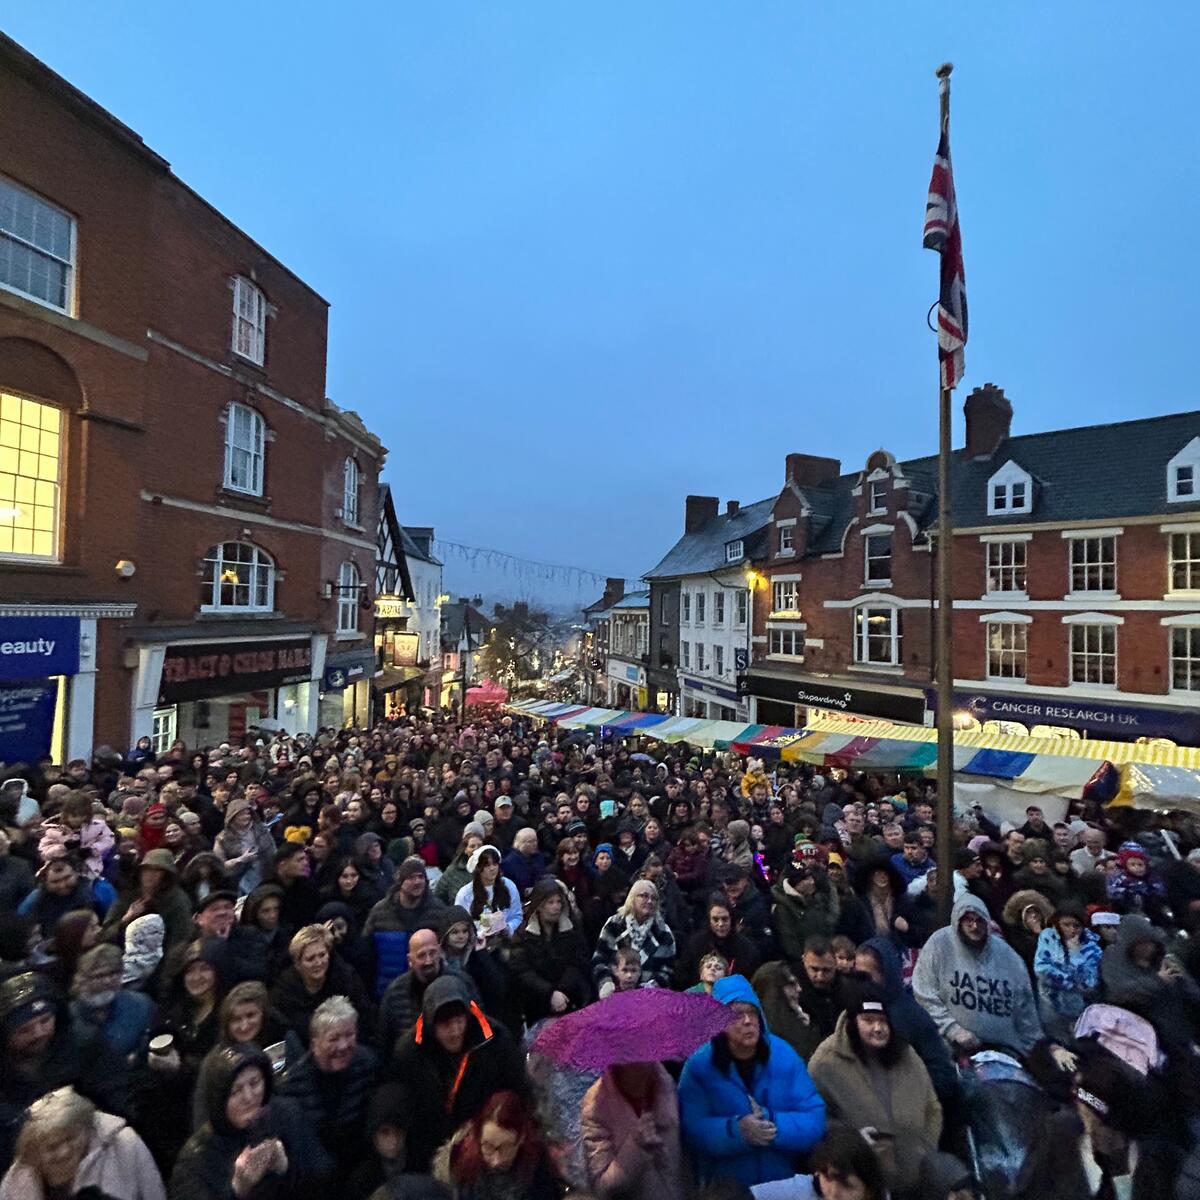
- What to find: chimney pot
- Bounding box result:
[685,495,720,534]
[726,500,740,514]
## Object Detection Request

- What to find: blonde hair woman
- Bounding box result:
[0,1087,164,1200]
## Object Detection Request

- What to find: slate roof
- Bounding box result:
[643,498,775,579]
[801,410,1200,554]
[441,601,488,645]
[612,590,650,609]
[400,525,442,566]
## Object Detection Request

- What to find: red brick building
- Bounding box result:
[0,34,384,764]
[744,386,1200,745]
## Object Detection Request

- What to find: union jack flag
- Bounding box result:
[923,124,967,390]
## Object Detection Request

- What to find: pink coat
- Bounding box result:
[580,1064,685,1200]
[37,816,114,880]
[0,1113,165,1200]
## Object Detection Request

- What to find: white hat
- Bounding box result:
[466,844,501,875]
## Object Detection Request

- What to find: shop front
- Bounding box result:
[933,686,1200,747]
[133,633,323,751]
[607,659,646,709]
[0,613,82,766]
[319,647,377,730]
[678,672,746,722]
[743,668,928,729]
[373,624,422,716]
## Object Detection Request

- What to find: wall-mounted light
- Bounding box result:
[115,559,137,579]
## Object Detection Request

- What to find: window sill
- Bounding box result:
[335,630,365,641]
[0,558,77,573]
[769,610,803,620]
[986,674,1028,684]
[766,654,806,664]
[1065,591,1121,602]
[1166,590,1200,600]
[864,579,893,589]
[981,591,1029,603]
[342,522,366,533]
[1069,680,1117,691]
[197,609,278,618]
[230,349,267,373]
[776,549,796,558]
[218,488,272,508]
[848,662,904,675]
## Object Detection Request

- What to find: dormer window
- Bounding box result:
[725,539,744,564]
[987,460,1033,517]
[1168,437,1200,503]
[869,480,887,514]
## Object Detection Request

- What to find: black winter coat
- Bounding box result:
[388,1008,527,1172]
[507,915,594,1022]
[269,956,374,1044]
[276,1044,378,1173]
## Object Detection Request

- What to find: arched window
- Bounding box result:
[224,402,265,495]
[201,542,275,612]
[342,458,360,525]
[337,560,360,633]
[232,276,267,365]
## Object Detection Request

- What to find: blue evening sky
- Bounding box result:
[6,4,1198,588]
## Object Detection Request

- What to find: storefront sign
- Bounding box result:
[0,617,80,680]
[0,680,58,763]
[159,638,314,704]
[386,631,420,668]
[375,595,407,620]
[939,688,1200,745]
[679,672,741,705]
[745,671,927,725]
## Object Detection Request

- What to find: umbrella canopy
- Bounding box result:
[531,987,734,1071]
[629,752,657,764]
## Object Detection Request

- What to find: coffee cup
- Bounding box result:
[149,1034,174,1056]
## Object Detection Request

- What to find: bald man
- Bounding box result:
[376,924,480,1060]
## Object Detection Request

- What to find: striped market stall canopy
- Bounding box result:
[504,698,1200,809]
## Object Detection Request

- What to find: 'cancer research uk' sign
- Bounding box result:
[0,617,81,680]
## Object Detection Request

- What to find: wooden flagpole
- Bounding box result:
[934,62,956,928]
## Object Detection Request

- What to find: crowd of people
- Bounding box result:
[2,707,1200,1199]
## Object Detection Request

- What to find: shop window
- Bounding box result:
[1069,535,1117,594]
[769,628,804,658]
[0,391,61,561]
[864,533,892,584]
[201,541,275,612]
[1172,626,1200,691]
[232,276,266,365]
[342,458,360,525]
[854,606,901,666]
[1070,622,1116,686]
[337,561,361,633]
[0,174,75,312]
[986,621,1027,680]
[1170,533,1200,592]
[223,402,265,495]
[985,539,1028,594]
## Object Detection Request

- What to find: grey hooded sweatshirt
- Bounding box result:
[912,892,1043,1054]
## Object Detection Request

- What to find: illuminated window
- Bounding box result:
[201,542,275,612]
[338,560,361,633]
[342,458,360,524]
[0,176,75,312]
[232,276,266,365]
[986,621,1027,679]
[0,392,61,561]
[854,606,901,665]
[223,403,265,495]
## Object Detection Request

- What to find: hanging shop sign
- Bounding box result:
[375,595,407,620]
[745,671,928,725]
[0,680,59,763]
[0,616,80,680]
[386,631,421,668]
[159,638,314,704]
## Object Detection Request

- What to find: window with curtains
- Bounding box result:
[232,276,267,364]
[986,622,1027,679]
[201,542,275,612]
[223,402,265,495]
[854,606,901,666]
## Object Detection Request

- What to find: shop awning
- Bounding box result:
[505,698,1200,808]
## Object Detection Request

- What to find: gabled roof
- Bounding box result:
[801,409,1200,554]
[400,525,442,566]
[377,485,415,600]
[643,499,775,580]
[441,601,488,646]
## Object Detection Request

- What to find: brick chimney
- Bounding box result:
[785,453,841,489]
[726,500,740,515]
[601,577,625,608]
[964,383,1012,459]
[685,495,719,533]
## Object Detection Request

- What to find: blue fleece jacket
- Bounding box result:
[678,974,826,1187]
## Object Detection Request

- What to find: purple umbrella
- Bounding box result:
[531,988,736,1071]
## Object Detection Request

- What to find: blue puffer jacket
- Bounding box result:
[678,974,826,1187]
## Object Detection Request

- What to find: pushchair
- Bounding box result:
[959,1050,1057,1200]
